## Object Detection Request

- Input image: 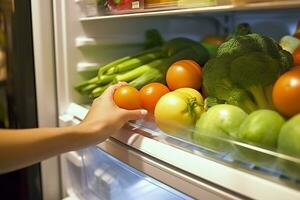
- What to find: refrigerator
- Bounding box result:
[19,0,300,199]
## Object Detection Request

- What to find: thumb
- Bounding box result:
[102,82,128,99]
[122,109,148,121]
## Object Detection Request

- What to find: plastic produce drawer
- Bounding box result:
[81,147,192,200]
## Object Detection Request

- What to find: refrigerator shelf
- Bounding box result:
[79,0,300,21]
[77,62,99,72]
[76,37,144,48]
[63,103,300,200]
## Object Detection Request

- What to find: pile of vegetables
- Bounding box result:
[75,36,208,98]
[74,23,300,177]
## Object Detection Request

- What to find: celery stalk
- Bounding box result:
[98,74,116,85]
[80,83,99,94]
[98,47,162,78]
[115,59,164,82]
[74,76,98,91]
[129,68,164,89]
[110,50,163,74]
[90,84,111,98]
[98,56,131,77]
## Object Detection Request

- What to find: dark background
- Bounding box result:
[0,0,42,199]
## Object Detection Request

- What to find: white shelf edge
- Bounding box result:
[77,62,99,72]
[79,1,300,21]
[76,37,97,47]
[66,103,89,121]
[80,5,234,21]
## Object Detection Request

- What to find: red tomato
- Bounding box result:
[293,46,300,66]
[139,83,170,113]
[113,85,142,110]
[166,60,202,90]
[272,68,300,117]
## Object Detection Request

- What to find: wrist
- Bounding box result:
[70,122,110,148]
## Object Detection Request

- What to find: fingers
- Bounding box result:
[121,109,148,121]
[102,82,128,98]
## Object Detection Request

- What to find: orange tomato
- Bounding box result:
[166,60,202,90]
[293,46,300,66]
[113,85,142,110]
[272,68,300,117]
[291,66,300,71]
[201,35,225,46]
[139,83,170,113]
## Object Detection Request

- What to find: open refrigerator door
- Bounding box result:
[31,0,300,199]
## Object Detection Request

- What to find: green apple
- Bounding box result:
[277,114,300,179]
[193,104,247,153]
[237,109,285,164]
[239,110,285,148]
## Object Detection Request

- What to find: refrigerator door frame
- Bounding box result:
[31,0,61,200]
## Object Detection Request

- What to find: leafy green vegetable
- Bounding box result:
[202,56,258,113]
[225,23,252,41]
[201,42,219,59]
[144,29,164,50]
[230,52,280,109]
[203,31,293,113]
[203,96,224,111]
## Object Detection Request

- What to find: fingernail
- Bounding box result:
[141,109,148,115]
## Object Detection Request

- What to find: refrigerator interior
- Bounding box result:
[50,0,300,199]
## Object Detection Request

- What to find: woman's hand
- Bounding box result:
[0,82,147,173]
[75,82,147,146]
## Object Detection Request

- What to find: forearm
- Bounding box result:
[0,83,146,174]
[0,125,105,174]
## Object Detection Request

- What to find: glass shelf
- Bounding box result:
[79,0,300,21]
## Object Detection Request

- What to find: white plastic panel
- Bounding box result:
[81,147,193,200]
[62,150,98,200]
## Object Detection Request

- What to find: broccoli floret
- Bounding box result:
[202,29,293,113]
[225,23,252,41]
[203,56,259,113]
[203,56,234,100]
[227,88,258,113]
[230,52,280,109]
[204,96,225,111]
[217,35,262,59]
[278,49,294,73]
[247,34,281,58]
